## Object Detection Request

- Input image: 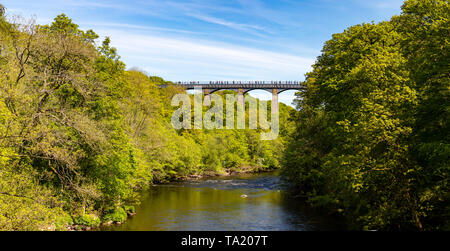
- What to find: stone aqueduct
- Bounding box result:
[173,81,305,94]
[161,81,305,104]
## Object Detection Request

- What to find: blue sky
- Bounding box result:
[2,0,404,106]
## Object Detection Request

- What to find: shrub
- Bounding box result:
[102,207,127,223]
[73,214,101,227]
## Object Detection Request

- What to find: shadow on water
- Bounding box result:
[103,171,341,231]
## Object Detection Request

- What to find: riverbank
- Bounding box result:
[180,166,277,181]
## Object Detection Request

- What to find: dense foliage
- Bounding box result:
[0,12,293,230]
[282,0,449,230]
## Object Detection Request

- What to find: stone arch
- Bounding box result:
[277,89,300,94]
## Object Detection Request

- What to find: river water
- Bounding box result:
[104,172,339,231]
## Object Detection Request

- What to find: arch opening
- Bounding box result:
[244,89,273,102]
[278,90,299,107]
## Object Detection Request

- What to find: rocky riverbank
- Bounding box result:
[180,166,276,181]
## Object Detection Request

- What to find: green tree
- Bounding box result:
[395,0,449,230]
[283,21,420,230]
[283,0,449,230]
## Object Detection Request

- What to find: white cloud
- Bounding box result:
[81,21,205,35]
[96,28,314,82]
[186,13,273,36]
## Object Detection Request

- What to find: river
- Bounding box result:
[103,171,340,231]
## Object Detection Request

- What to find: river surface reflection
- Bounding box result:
[104,172,339,231]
